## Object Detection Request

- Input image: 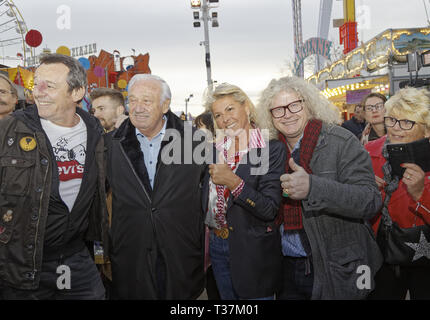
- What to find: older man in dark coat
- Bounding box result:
[105,74,207,299]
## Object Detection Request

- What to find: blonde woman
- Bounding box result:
[202,83,286,300]
[366,87,430,300]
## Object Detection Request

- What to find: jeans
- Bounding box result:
[277,256,314,300]
[0,246,105,300]
[209,231,274,300]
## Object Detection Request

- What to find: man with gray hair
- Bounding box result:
[0,54,109,299]
[105,74,207,299]
[0,73,18,119]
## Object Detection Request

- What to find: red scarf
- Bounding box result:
[276,119,322,230]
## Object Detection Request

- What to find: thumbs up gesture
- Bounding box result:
[209,151,242,191]
[280,158,310,200]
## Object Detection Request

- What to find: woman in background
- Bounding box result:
[361,93,387,145]
[366,87,430,300]
[194,111,219,300]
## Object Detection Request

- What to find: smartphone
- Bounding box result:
[386,138,430,177]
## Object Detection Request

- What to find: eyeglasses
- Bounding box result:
[364,102,384,112]
[0,89,13,96]
[384,116,424,130]
[270,100,304,119]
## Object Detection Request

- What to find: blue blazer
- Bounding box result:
[202,139,287,299]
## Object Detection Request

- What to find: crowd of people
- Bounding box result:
[0,53,429,300]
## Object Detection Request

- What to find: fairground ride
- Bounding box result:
[0,0,32,67]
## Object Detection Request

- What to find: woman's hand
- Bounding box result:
[375,175,387,191]
[401,163,425,201]
[209,164,242,191]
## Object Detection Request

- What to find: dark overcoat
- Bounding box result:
[105,111,207,299]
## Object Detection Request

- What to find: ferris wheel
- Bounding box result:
[0,0,31,67]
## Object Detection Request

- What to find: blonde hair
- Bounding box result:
[204,83,259,129]
[257,76,341,139]
[385,87,430,130]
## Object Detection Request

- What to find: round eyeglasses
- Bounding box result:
[270,100,304,119]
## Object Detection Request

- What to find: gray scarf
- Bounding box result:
[380,137,400,229]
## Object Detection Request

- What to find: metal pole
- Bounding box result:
[105,67,109,88]
[292,0,304,77]
[202,0,213,93]
[316,0,333,73]
[185,94,193,120]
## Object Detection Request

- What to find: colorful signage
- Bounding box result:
[294,38,332,76]
[346,89,371,105]
[25,43,97,67]
[71,43,97,57]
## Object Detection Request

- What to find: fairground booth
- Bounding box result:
[307,28,430,120]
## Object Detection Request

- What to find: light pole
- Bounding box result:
[191,0,219,93]
[185,93,193,120]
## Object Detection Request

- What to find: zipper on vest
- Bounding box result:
[33,135,50,281]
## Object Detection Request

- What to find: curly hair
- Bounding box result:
[204,82,260,129]
[385,87,430,130]
[256,76,341,140]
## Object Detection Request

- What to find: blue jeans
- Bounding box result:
[209,231,274,300]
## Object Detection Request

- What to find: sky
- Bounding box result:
[1,0,425,116]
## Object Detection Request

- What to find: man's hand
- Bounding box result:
[280,158,310,200]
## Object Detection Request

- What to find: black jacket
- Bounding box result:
[106,111,207,299]
[202,139,286,299]
[341,117,366,139]
[0,105,109,290]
